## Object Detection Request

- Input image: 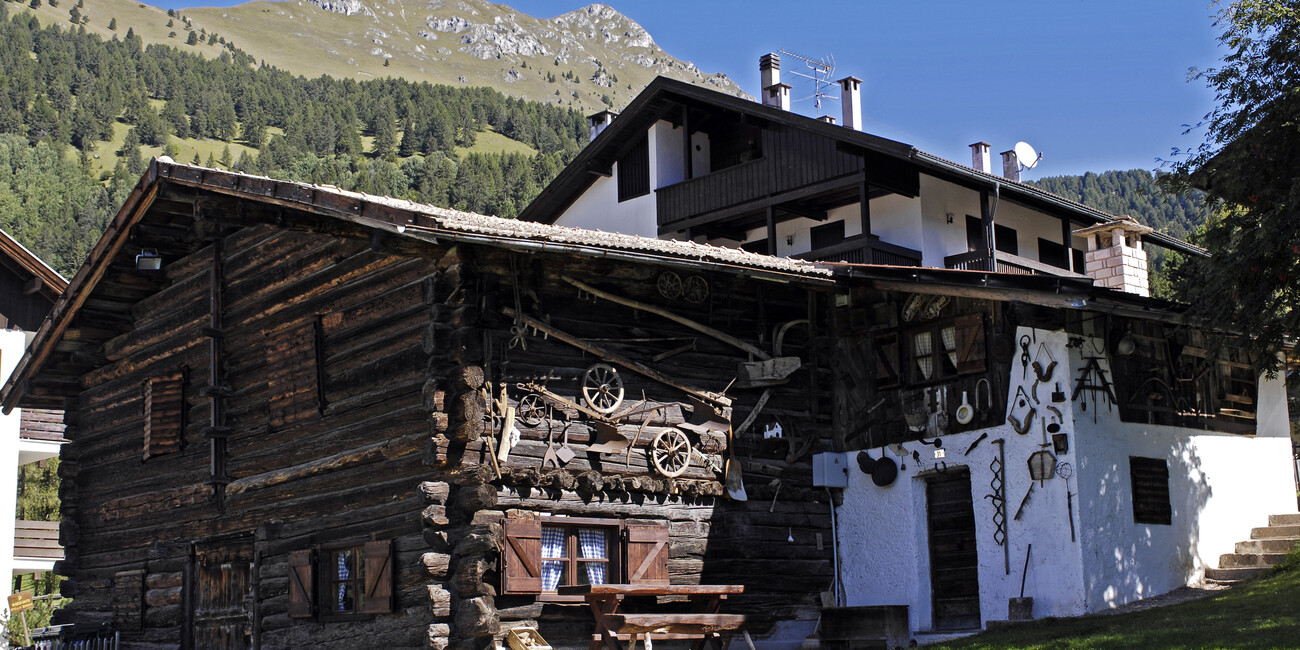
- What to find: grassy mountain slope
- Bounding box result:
[19,0,744,113]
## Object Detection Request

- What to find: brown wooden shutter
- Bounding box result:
[266,322,320,429]
[143,372,184,460]
[361,540,394,614]
[625,524,669,586]
[873,334,901,388]
[287,549,315,618]
[954,314,987,375]
[502,518,542,594]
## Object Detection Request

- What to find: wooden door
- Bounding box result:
[192,540,254,650]
[926,469,981,630]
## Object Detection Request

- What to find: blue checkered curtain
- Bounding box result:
[578,528,607,585]
[541,527,565,591]
[336,550,351,612]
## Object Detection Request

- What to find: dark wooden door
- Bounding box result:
[927,469,981,630]
[192,540,254,650]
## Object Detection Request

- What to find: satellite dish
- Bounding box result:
[1014,141,1042,169]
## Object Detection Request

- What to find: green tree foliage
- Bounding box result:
[185,30,198,46]
[108,17,116,30]
[16,458,59,521]
[1162,0,1300,375]
[68,5,79,24]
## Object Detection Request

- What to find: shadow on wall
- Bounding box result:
[1083,434,1212,610]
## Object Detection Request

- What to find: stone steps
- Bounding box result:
[1208,514,1300,585]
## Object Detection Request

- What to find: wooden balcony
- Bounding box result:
[15,519,62,561]
[794,235,922,266]
[943,251,1088,278]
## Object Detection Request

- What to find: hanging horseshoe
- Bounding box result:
[581,363,625,414]
[650,427,692,478]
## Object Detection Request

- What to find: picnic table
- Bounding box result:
[556,584,746,650]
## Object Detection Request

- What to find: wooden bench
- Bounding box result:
[604,613,747,635]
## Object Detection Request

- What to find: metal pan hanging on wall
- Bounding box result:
[856,449,899,487]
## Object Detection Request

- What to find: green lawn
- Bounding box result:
[928,557,1300,649]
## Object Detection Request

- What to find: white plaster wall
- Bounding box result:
[1070,339,1297,612]
[867,194,924,254]
[835,327,1087,634]
[917,175,981,266]
[554,121,679,239]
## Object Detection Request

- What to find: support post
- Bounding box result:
[766,205,777,255]
[858,181,871,237]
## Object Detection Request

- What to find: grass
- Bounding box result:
[927,550,1300,650]
[455,127,538,158]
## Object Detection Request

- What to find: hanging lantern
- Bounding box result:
[1028,450,1058,486]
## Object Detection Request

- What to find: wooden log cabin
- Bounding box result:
[2,159,1291,649]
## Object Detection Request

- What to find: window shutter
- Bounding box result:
[112,569,145,631]
[954,314,987,375]
[361,540,394,614]
[873,335,901,389]
[266,322,320,429]
[502,518,542,594]
[287,549,315,618]
[143,372,184,460]
[625,524,669,586]
[1129,457,1172,525]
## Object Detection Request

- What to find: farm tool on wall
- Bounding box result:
[984,438,1010,574]
[562,276,802,387]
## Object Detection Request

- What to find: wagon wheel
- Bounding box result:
[657,271,683,299]
[516,393,548,427]
[651,427,692,478]
[682,275,709,303]
[581,363,624,414]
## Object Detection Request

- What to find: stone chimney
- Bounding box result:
[1073,217,1154,297]
[1000,149,1020,182]
[970,142,991,174]
[838,76,862,131]
[588,110,618,142]
[760,53,791,111]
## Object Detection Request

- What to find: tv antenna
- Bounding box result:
[778,49,837,116]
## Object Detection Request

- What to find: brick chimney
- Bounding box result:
[817,115,837,124]
[1000,149,1020,182]
[1073,217,1154,297]
[588,110,618,142]
[970,142,991,174]
[838,76,862,131]
[760,53,791,111]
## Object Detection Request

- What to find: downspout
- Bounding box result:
[827,487,842,606]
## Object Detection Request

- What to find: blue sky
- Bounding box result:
[156,0,1228,179]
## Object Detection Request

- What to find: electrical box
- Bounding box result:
[812,452,848,488]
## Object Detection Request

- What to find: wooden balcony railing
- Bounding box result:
[795,235,923,266]
[943,251,1088,278]
[15,519,62,561]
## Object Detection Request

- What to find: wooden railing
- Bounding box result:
[15,519,62,561]
[20,409,66,442]
[943,251,1088,278]
[795,235,923,266]
[656,160,769,228]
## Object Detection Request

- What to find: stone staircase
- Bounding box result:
[1205,513,1300,583]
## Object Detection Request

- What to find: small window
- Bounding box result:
[502,517,666,600]
[143,371,185,460]
[810,220,846,250]
[1129,457,1172,525]
[1072,248,1085,272]
[994,225,1018,256]
[288,539,393,620]
[617,134,650,202]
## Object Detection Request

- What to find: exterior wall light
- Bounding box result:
[136,249,162,271]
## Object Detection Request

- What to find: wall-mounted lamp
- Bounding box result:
[785,235,794,246]
[135,249,162,271]
[946,212,955,224]
[1115,333,1136,357]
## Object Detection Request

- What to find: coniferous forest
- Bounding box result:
[0,3,586,275]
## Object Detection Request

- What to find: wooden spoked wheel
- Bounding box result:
[657,271,683,299]
[581,363,624,414]
[516,393,547,427]
[650,428,692,478]
[682,275,709,303]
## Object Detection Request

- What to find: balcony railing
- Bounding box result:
[944,251,1087,278]
[795,235,923,266]
[15,519,62,561]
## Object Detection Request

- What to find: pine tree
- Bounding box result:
[191,152,201,165]
[186,30,198,45]
[29,0,41,10]
[69,5,80,23]
[108,17,117,30]
[219,144,231,168]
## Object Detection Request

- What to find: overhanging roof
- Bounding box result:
[518,77,1207,259]
[1,160,1193,412]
